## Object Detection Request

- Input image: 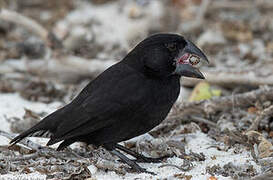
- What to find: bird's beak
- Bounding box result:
[173,40,209,79]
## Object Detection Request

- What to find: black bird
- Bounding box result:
[10,33,208,173]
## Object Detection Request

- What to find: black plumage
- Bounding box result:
[10,33,208,173]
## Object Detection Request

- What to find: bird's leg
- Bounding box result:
[111,149,155,175]
[115,144,171,163]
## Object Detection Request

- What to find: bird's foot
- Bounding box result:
[128,164,156,175]
[134,154,173,163]
[111,149,156,175]
[115,144,173,163]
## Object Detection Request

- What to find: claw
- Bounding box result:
[111,149,156,174]
[134,154,173,163]
[115,144,173,163]
[130,166,156,175]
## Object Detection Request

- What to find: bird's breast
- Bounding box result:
[150,76,180,105]
[140,76,180,126]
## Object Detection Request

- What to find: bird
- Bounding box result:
[10,33,208,174]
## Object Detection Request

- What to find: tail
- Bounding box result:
[9,122,48,146]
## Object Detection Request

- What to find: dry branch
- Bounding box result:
[182,69,273,87]
[178,86,273,115]
[0,152,39,162]
[0,8,62,49]
[152,86,273,134]
[180,0,211,32]
[248,105,273,131]
[251,172,273,180]
[210,0,273,10]
[190,115,217,127]
[0,8,117,83]
[0,130,92,162]
[0,9,48,42]
[0,130,42,150]
[0,57,116,83]
[209,0,253,10]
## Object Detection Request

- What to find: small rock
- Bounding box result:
[124,2,143,19]
[87,164,98,175]
[245,131,273,158]
[217,114,236,132]
[258,138,273,158]
[252,39,265,57]
[269,131,273,138]
[208,176,218,180]
[238,43,251,57]
[16,37,46,59]
[248,107,258,114]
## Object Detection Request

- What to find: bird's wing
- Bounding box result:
[48,64,148,144]
[50,97,128,143]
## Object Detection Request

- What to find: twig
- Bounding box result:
[180,0,211,32]
[209,0,253,10]
[190,115,217,127]
[0,8,62,49]
[0,9,48,42]
[251,172,273,180]
[178,86,273,115]
[210,0,273,10]
[0,152,39,161]
[1,57,116,83]
[196,0,210,23]
[0,8,118,83]
[258,157,273,166]
[94,159,127,175]
[0,161,17,171]
[0,130,95,161]
[159,164,191,171]
[248,105,273,131]
[159,160,193,171]
[0,130,42,150]
[182,69,273,88]
[226,130,250,147]
[152,86,273,135]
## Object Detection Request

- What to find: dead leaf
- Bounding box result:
[189,82,221,102]
[208,176,218,180]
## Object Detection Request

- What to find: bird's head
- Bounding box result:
[125,33,209,79]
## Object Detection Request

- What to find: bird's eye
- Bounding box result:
[165,43,177,51]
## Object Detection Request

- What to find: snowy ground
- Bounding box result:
[0,93,261,179]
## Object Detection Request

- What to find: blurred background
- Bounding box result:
[1,0,273,179]
[1,0,273,99]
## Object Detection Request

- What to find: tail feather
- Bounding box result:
[10,129,38,145]
[32,130,52,138]
[9,122,48,145]
[56,139,75,151]
[46,138,61,146]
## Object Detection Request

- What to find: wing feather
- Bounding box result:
[48,63,146,144]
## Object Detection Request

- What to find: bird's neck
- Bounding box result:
[122,52,174,79]
[121,51,144,73]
